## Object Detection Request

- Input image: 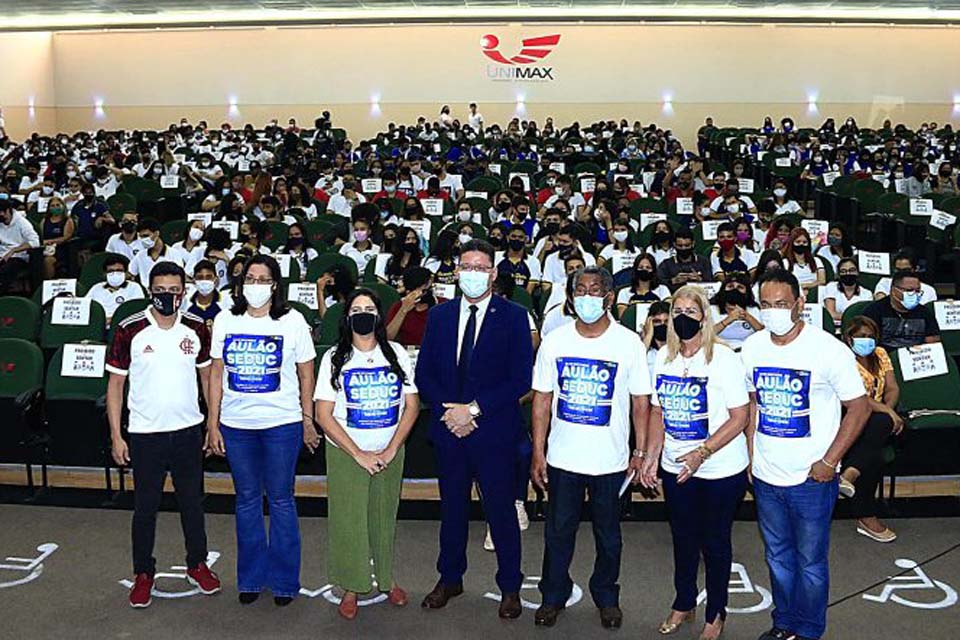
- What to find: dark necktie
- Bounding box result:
[458,304,478,390]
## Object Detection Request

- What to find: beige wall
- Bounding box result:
[2,23,959,145]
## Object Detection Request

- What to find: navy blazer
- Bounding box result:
[415,294,533,447]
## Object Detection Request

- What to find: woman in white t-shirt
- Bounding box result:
[823,257,873,322]
[275,222,319,280]
[206,255,318,606]
[710,273,764,351]
[782,228,825,291]
[616,254,671,316]
[815,222,855,275]
[768,179,805,217]
[314,288,419,619]
[170,219,207,273]
[597,218,641,276]
[640,285,750,640]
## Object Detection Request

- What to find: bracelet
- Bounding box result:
[632,449,646,459]
[820,457,837,468]
[695,444,713,461]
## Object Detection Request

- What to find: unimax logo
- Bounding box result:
[481,34,560,82]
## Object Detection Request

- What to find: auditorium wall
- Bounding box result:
[1,23,958,145]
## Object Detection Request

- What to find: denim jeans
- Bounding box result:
[539,465,623,608]
[129,424,208,575]
[221,422,302,598]
[661,470,747,624]
[753,477,838,640]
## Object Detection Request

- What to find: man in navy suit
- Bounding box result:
[415,239,534,619]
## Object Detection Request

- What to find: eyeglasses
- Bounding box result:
[672,306,701,318]
[460,264,492,273]
[151,287,182,295]
[243,277,274,285]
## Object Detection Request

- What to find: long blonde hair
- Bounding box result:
[664,284,724,365]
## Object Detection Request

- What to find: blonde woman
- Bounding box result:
[640,285,750,640]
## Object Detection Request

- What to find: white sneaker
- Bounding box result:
[483,526,495,552]
[515,500,529,531]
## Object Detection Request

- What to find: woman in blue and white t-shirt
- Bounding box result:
[207,255,318,607]
[314,288,419,620]
[640,285,750,640]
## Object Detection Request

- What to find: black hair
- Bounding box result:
[459,238,495,265]
[402,265,432,292]
[102,253,129,270]
[192,259,216,276]
[753,249,785,284]
[891,270,920,288]
[757,267,800,301]
[386,226,424,278]
[282,221,313,253]
[330,288,407,392]
[630,253,661,290]
[137,217,160,233]
[648,300,671,317]
[429,229,458,263]
[148,260,186,288]
[230,254,290,319]
[711,272,757,308]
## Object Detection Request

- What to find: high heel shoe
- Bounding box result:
[658,610,695,635]
[338,593,358,620]
[699,616,725,640]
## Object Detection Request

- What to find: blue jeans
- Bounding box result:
[753,477,838,640]
[539,465,622,608]
[661,470,747,624]
[221,422,302,598]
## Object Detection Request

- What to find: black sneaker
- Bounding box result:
[757,629,795,640]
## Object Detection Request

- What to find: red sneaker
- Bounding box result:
[186,562,221,595]
[129,573,154,608]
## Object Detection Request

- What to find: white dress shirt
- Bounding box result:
[457,293,492,363]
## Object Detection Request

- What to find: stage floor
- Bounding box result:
[0,505,957,639]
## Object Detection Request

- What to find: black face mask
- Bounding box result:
[724,289,748,308]
[558,245,574,258]
[653,324,668,343]
[838,274,859,287]
[288,237,304,248]
[121,221,136,233]
[403,241,419,253]
[792,243,809,254]
[676,247,694,260]
[636,269,654,282]
[652,232,670,245]
[488,236,504,250]
[544,222,560,236]
[349,312,377,336]
[151,292,179,317]
[404,206,419,215]
[507,238,525,252]
[673,314,702,341]
[494,200,511,213]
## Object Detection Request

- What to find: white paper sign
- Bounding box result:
[42,278,77,305]
[802,303,824,330]
[908,199,934,216]
[894,178,907,194]
[611,252,638,276]
[675,197,694,215]
[775,157,792,167]
[930,210,957,231]
[186,212,212,228]
[633,303,653,332]
[629,184,646,196]
[858,251,891,275]
[737,178,755,194]
[488,163,502,175]
[642,171,657,192]
[420,199,443,216]
[579,177,596,193]
[640,213,667,230]
[51,297,91,326]
[433,283,456,300]
[801,220,830,247]
[701,220,723,241]
[464,190,488,200]
[898,343,949,381]
[549,162,566,174]
[695,281,722,299]
[509,173,531,192]
[287,282,318,309]
[822,171,841,187]
[37,198,48,213]
[211,220,239,240]
[60,343,106,378]
[160,175,180,189]
[361,178,382,194]
[934,300,960,331]
[273,253,292,279]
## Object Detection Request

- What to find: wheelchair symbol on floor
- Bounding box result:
[0,543,59,589]
[483,576,583,610]
[862,558,958,610]
[117,551,222,598]
[697,562,772,614]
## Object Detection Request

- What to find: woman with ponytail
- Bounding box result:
[314,288,420,620]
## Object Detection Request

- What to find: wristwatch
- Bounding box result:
[468,401,482,418]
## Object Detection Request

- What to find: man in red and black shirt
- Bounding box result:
[106,261,220,608]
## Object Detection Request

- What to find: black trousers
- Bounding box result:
[843,411,894,518]
[130,424,208,575]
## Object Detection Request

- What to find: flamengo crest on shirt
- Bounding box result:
[481,34,560,82]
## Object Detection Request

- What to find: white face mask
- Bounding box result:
[188,227,204,241]
[458,233,473,246]
[773,188,787,198]
[243,283,273,308]
[612,230,629,243]
[106,271,126,288]
[139,236,156,249]
[760,307,797,336]
[457,210,472,222]
[195,280,216,296]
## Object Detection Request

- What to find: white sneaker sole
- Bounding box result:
[856,526,897,543]
[187,575,222,595]
[129,598,152,609]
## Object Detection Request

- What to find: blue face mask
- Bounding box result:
[573,294,606,324]
[851,337,876,357]
[900,290,921,310]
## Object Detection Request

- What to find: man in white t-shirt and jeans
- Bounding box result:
[742,270,869,640]
[531,265,652,629]
[106,261,221,609]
